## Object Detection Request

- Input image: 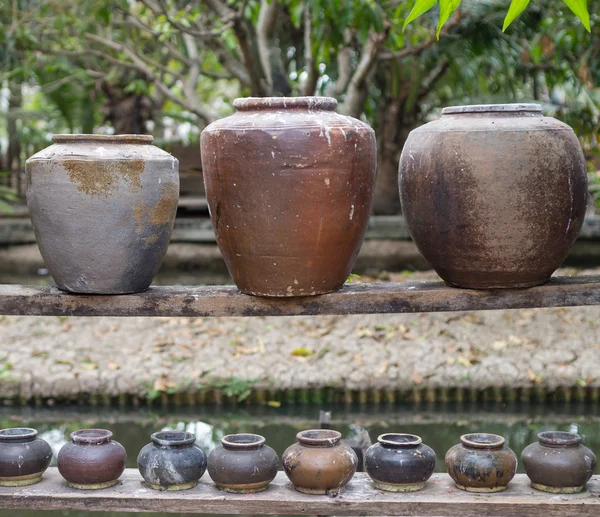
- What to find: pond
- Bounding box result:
[0,401,598,517]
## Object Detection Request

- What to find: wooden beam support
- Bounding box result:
[1,275,600,317]
[0,470,597,516]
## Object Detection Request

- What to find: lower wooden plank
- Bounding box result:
[0,470,597,516]
[1,275,600,317]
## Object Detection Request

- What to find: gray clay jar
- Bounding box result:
[25,134,179,294]
[522,431,596,493]
[0,428,53,486]
[208,433,278,493]
[137,431,207,491]
[365,433,436,492]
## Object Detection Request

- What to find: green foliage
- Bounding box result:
[198,376,260,402]
[503,0,531,31]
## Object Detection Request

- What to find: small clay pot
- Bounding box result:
[137,431,207,491]
[445,433,517,493]
[365,433,436,492]
[208,433,278,493]
[282,429,358,495]
[522,431,597,493]
[0,428,52,486]
[57,429,127,490]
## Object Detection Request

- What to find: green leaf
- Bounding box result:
[0,200,13,214]
[561,0,591,32]
[502,0,531,31]
[403,0,437,31]
[436,0,461,38]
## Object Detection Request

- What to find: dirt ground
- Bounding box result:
[0,268,599,402]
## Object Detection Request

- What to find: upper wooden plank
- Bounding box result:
[0,470,598,516]
[1,276,599,317]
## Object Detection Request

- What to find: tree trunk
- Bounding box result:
[100,80,153,134]
[7,81,23,195]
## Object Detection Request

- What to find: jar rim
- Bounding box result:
[297,429,341,446]
[0,427,38,441]
[52,134,153,144]
[71,429,113,445]
[378,433,422,447]
[233,96,337,111]
[460,433,505,449]
[538,431,582,447]
[151,431,196,446]
[442,103,542,115]
[221,433,265,449]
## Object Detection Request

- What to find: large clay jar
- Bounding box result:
[137,431,207,491]
[57,429,127,490]
[26,134,179,294]
[208,433,278,493]
[365,433,436,492]
[399,104,587,289]
[0,428,52,486]
[522,431,597,493]
[445,433,517,493]
[201,97,377,297]
[282,429,358,495]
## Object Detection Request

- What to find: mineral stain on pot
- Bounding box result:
[62,159,144,196]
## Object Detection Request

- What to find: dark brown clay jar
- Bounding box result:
[57,429,127,490]
[207,433,278,493]
[201,97,377,297]
[445,433,517,493]
[399,104,587,289]
[282,429,358,495]
[26,134,179,294]
[522,431,597,493]
[0,428,52,486]
[365,433,436,492]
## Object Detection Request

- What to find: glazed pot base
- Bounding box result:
[56,285,150,295]
[0,472,43,487]
[292,486,342,495]
[145,481,198,491]
[444,278,550,290]
[373,480,426,492]
[454,483,508,493]
[215,481,270,493]
[531,482,585,494]
[67,479,119,490]
[240,286,343,298]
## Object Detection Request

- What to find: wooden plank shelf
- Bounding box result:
[0,470,597,516]
[1,275,600,317]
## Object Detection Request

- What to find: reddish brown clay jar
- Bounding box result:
[201,97,377,297]
[399,104,587,289]
[282,429,358,495]
[57,429,127,490]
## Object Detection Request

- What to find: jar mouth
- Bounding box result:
[152,431,196,447]
[52,134,153,144]
[0,427,37,442]
[71,429,113,445]
[297,429,341,447]
[221,433,265,449]
[538,431,582,448]
[378,433,422,448]
[460,433,505,449]
[233,96,337,112]
[441,103,542,115]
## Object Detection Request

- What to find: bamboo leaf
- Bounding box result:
[436,0,461,38]
[561,0,591,32]
[502,0,531,31]
[403,0,437,31]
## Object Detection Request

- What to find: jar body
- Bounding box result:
[282,429,358,495]
[201,97,377,297]
[137,432,207,491]
[207,434,278,493]
[445,433,517,492]
[25,135,179,294]
[522,432,597,493]
[57,430,127,489]
[0,428,52,486]
[365,434,436,492]
[399,104,587,289]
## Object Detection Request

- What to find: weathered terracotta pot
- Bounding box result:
[522,431,597,493]
[137,431,207,491]
[365,433,436,492]
[57,429,127,489]
[282,429,358,495]
[26,134,179,294]
[0,428,52,486]
[208,433,278,493]
[399,104,587,289]
[445,433,517,492]
[201,97,377,297]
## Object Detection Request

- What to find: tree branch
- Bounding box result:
[325,29,354,98]
[301,3,319,96]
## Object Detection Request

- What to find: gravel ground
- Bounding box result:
[0,269,599,401]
